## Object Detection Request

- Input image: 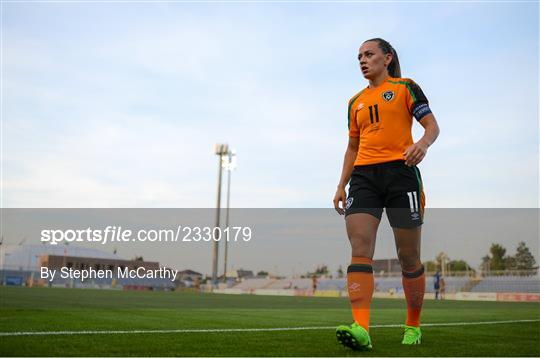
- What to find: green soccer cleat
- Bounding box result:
[336,323,373,351]
[401,325,422,345]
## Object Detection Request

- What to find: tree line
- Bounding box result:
[481,241,537,271]
[424,241,537,273]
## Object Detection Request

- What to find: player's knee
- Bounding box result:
[397,251,421,272]
[349,232,375,257]
[349,229,375,244]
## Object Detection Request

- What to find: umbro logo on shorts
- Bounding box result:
[346,197,354,210]
[408,191,421,220]
[382,90,395,102]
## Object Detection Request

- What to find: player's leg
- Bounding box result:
[346,212,380,329]
[385,163,425,345]
[336,167,383,350]
[336,213,380,351]
[393,226,425,343]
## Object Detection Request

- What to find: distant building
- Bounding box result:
[223,269,254,280]
[2,244,122,271]
[236,269,254,279]
[177,269,203,281]
[1,245,173,290]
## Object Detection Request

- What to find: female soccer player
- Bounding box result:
[333,38,440,350]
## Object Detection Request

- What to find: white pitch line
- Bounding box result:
[1,319,539,337]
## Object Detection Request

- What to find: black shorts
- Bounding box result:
[345,160,425,228]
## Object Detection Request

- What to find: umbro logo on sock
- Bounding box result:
[349,282,362,292]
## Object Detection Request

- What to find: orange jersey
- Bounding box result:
[348,77,430,166]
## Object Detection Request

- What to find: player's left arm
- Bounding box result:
[404,113,440,166]
[403,79,440,166]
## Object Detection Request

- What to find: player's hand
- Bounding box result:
[333,187,347,215]
[404,141,428,166]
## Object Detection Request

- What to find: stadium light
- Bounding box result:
[212,143,229,286]
[222,149,237,283]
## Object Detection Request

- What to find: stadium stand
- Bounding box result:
[374,277,402,293]
[424,276,471,293]
[231,275,540,294]
[471,276,540,293]
[372,276,469,294]
[233,278,276,290]
[264,278,312,290]
[317,279,346,291]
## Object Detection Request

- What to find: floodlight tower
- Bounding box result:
[212,143,229,286]
[222,149,237,283]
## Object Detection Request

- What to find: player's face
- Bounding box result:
[358,41,391,79]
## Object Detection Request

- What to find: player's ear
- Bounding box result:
[385,53,393,67]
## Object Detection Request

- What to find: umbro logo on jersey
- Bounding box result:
[382,90,395,102]
[346,197,354,210]
[357,103,364,110]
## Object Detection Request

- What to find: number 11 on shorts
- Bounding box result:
[407,191,419,213]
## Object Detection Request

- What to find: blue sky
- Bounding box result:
[3,2,539,208]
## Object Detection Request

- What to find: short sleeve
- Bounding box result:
[405,79,431,121]
[348,99,360,137]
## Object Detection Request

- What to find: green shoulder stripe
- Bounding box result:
[388,79,416,102]
[347,89,365,129]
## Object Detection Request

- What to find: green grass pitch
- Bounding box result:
[1,286,539,356]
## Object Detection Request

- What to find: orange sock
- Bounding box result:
[402,265,425,327]
[347,256,374,331]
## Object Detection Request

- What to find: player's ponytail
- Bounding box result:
[365,38,402,78]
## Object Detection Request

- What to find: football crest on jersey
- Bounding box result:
[382,90,395,102]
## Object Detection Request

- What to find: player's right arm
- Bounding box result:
[334,136,359,215]
[334,95,362,215]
